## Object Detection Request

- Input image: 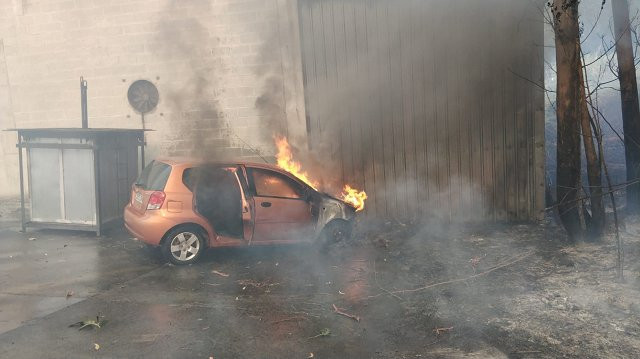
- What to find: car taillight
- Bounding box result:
[147,191,166,210]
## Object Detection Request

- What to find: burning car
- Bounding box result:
[124,158,358,264]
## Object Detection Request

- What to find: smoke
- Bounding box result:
[544,0,640,189]
[255,0,539,222]
[255,76,289,142]
[152,0,230,159]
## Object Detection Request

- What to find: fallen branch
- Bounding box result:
[271,316,307,324]
[373,260,403,301]
[366,251,534,299]
[511,350,541,354]
[212,270,229,277]
[306,328,331,340]
[237,279,280,288]
[391,251,533,295]
[69,315,107,330]
[433,326,454,335]
[203,283,221,286]
[332,304,360,322]
[543,178,640,212]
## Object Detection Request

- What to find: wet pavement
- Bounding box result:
[0,202,534,359]
[0,214,408,358]
[0,207,505,358]
[0,222,159,335]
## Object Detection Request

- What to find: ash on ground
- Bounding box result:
[339,215,640,358]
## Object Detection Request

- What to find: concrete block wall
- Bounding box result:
[0,0,307,197]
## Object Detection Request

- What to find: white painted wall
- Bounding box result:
[0,0,307,197]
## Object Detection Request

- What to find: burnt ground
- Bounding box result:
[0,198,639,358]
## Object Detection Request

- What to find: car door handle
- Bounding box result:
[261,201,272,208]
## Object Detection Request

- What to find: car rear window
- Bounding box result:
[135,161,171,191]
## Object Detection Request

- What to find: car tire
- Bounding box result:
[161,226,205,265]
[316,220,352,251]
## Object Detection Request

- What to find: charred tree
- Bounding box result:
[552,0,585,240]
[579,56,604,240]
[612,0,640,213]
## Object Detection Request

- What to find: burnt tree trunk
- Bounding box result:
[579,56,604,239]
[612,0,640,213]
[553,0,585,240]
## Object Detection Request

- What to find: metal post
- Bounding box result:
[81,77,88,129]
[140,135,145,170]
[17,133,26,232]
[93,147,101,237]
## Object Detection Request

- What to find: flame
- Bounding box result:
[341,185,368,212]
[275,136,319,190]
[274,136,367,212]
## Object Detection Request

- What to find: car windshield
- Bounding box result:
[135,161,171,191]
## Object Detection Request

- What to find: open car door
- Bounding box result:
[246,167,314,243]
[190,165,252,243]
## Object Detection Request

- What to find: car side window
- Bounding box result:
[251,169,303,199]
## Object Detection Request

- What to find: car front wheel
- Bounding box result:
[316,220,352,250]
[161,226,205,265]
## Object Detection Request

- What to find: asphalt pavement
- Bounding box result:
[0,200,511,359]
[0,215,389,358]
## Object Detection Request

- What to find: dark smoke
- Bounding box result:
[153,0,230,159]
[254,0,528,218]
[255,76,288,142]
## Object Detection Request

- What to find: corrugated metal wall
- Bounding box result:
[297,0,545,221]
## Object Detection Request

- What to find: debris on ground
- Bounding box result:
[28,237,36,241]
[93,343,100,351]
[212,270,229,277]
[468,255,484,273]
[236,279,279,289]
[307,328,331,340]
[131,334,161,343]
[66,290,74,299]
[69,315,107,330]
[332,304,360,322]
[372,237,389,248]
[271,316,307,325]
[1,200,639,358]
[307,352,314,358]
[433,327,454,336]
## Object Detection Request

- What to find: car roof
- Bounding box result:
[154,157,317,191]
[153,157,285,172]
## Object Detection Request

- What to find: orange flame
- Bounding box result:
[274,136,367,211]
[275,136,319,190]
[341,185,368,212]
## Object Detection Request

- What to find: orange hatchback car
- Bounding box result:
[124,158,356,264]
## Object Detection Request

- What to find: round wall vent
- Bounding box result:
[127,80,159,114]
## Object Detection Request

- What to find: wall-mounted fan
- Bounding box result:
[127,79,159,129]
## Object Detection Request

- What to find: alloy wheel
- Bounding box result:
[169,232,200,262]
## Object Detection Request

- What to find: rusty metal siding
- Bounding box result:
[298,0,545,221]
